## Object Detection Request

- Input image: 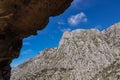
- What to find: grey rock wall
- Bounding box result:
[11,22,120,80]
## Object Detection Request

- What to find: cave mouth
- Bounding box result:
[0,0,73,79]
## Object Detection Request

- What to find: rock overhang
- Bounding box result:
[0,0,73,79]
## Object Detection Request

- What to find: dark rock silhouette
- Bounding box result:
[0,0,73,79]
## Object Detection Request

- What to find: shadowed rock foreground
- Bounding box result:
[11,23,120,80]
[0,0,73,79]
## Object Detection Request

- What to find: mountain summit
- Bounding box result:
[11,23,120,80]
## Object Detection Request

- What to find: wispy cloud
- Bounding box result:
[68,12,88,26]
[94,25,103,31]
[58,20,66,25]
[72,0,83,7]
[71,0,96,10]
[22,49,33,55]
[60,28,71,32]
[23,42,30,46]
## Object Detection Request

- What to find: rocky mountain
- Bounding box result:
[11,22,120,80]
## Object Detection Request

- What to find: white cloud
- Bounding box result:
[60,28,71,32]
[68,12,88,26]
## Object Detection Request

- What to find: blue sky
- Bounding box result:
[11,0,120,67]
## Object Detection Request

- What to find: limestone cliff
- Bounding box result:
[11,22,120,80]
[0,0,73,79]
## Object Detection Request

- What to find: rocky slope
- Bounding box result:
[0,0,73,79]
[11,22,120,80]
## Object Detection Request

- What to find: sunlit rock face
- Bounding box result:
[0,0,73,79]
[11,22,120,80]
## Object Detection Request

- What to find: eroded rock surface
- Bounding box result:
[11,22,120,80]
[0,0,73,79]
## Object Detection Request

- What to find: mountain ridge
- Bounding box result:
[11,22,120,80]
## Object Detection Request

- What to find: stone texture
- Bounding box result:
[11,22,120,80]
[0,0,73,79]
